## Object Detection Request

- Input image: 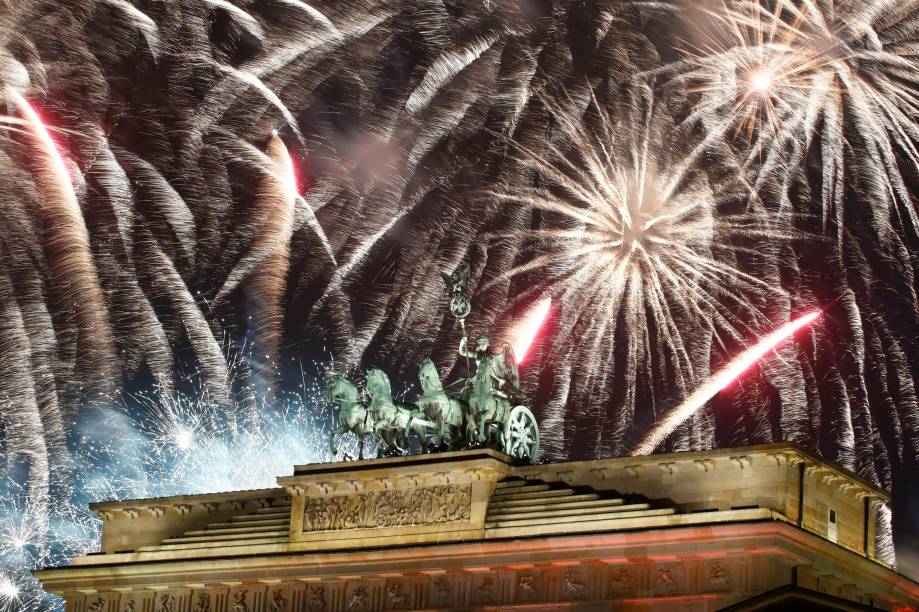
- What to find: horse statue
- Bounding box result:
[417,358,475,449]
[325,375,375,460]
[365,368,433,455]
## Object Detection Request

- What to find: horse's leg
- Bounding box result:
[466,407,479,446]
[378,430,393,458]
[439,412,449,450]
[453,421,463,449]
[357,431,365,461]
[431,413,441,448]
[392,426,405,454]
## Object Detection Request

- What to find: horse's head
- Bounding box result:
[325,375,357,404]
[418,358,442,393]
[365,368,391,400]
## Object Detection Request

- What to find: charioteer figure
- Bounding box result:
[459,333,521,445]
[458,335,521,400]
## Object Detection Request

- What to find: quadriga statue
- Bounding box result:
[324,263,540,462]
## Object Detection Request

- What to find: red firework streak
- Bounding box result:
[633,310,822,455]
[512,296,552,364]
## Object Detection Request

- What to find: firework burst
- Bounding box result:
[0,365,349,611]
[670,0,919,229]
[485,84,789,456]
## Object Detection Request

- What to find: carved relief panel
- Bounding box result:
[190,586,228,612]
[229,586,267,612]
[343,584,371,611]
[472,574,497,605]
[113,591,152,612]
[85,595,106,612]
[654,562,684,596]
[191,591,212,612]
[605,565,635,597]
[267,587,289,612]
[302,485,471,531]
[383,581,409,610]
[303,584,327,611]
[706,561,732,592]
[155,593,176,612]
[513,570,542,604]
[559,569,589,601]
[428,575,453,607]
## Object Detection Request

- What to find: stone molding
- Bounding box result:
[91,489,289,520]
[38,519,919,611]
[55,549,905,611]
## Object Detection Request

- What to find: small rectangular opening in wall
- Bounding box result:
[828,507,838,543]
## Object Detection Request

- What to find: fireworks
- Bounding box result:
[633,310,822,455]
[486,86,786,455]
[0,0,914,589]
[0,370,348,611]
[510,296,552,364]
[670,0,919,228]
[0,576,19,612]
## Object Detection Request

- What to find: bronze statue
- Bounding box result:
[323,262,540,462]
[418,358,475,449]
[459,335,523,445]
[366,369,433,455]
[442,264,471,325]
[326,375,375,460]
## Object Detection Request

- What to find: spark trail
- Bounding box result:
[511,296,551,364]
[8,89,116,389]
[633,310,822,455]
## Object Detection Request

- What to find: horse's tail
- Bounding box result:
[405,415,414,440]
[361,406,375,434]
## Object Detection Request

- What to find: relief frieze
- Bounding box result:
[302,484,470,531]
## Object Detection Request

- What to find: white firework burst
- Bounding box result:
[486,83,786,455]
[0,364,349,611]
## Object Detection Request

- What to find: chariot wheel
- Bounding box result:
[503,405,539,462]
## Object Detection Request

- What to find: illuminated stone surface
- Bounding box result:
[34,445,919,610]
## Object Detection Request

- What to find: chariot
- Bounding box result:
[325,367,540,463]
[325,263,541,464]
